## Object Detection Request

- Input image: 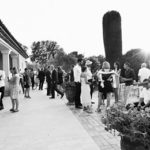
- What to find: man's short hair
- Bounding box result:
[82,66,87,72]
[24,68,28,71]
[77,58,82,63]
[141,63,147,68]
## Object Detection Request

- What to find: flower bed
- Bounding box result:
[101,103,150,150]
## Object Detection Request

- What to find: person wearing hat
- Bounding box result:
[85,60,94,100]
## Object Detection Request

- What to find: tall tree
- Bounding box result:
[87,55,105,73]
[19,43,28,53]
[49,50,76,72]
[30,41,61,65]
[103,10,122,66]
[68,51,84,60]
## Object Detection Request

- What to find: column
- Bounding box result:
[0,49,10,77]
[0,49,10,95]
[11,54,19,70]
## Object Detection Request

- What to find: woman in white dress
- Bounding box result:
[81,66,92,113]
[8,67,20,112]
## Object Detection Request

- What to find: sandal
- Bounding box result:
[10,108,15,112]
[96,108,101,113]
[13,109,19,113]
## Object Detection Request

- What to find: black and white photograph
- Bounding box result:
[1,0,150,149]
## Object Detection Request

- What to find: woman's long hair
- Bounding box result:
[13,67,18,74]
[114,61,120,71]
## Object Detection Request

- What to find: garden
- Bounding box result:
[101,103,150,150]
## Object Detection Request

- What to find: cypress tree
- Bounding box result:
[103,10,122,66]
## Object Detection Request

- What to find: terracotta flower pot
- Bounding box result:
[65,85,76,103]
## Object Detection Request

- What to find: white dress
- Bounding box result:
[81,76,91,107]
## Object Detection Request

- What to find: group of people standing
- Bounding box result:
[1,59,150,113]
[45,65,64,99]
[0,67,22,112]
[0,65,66,112]
[72,58,137,113]
[73,58,150,113]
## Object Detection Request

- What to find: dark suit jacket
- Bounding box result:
[51,69,58,84]
[38,70,45,81]
[46,70,51,82]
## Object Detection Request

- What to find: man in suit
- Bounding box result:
[49,65,64,99]
[38,68,45,90]
[46,66,51,96]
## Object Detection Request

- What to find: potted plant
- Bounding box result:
[101,103,150,150]
[64,81,76,105]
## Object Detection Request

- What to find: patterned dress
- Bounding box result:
[9,74,20,99]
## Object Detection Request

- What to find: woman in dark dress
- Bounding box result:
[23,68,31,98]
[97,61,115,112]
[30,68,35,90]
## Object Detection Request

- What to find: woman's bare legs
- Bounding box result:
[106,93,111,108]
[10,98,15,111]
[97,92,103,112]
[114,88,119,103]
[15,98,19,111]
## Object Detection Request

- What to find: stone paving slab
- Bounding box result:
[0,90,100,150]
[64,91,121,150]
[64,90,139,150]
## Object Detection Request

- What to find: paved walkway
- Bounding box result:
[0,90,100,150]
[67,92,121,150]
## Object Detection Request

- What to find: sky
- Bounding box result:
[0,0,150,57]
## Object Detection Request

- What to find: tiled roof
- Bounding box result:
[0,20,28,58]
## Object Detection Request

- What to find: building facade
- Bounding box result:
[0,20,28,94]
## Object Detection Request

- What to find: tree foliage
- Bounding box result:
[103,10,122,66]
[121,49,150,80]
[87,55,105,73]
[30,40,61,65]
[20,43,28,52]
[48,50,76,72]
[26,62,40,71]
[68,51,84,59]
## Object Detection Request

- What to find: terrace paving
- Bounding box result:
[0,88,138,150]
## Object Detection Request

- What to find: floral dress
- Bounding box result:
[9,74,20,99]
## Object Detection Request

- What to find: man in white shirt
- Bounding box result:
[73,58,83,109]
[138,63,150,83]
[138,63,150,98]
[0,69,5,110]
